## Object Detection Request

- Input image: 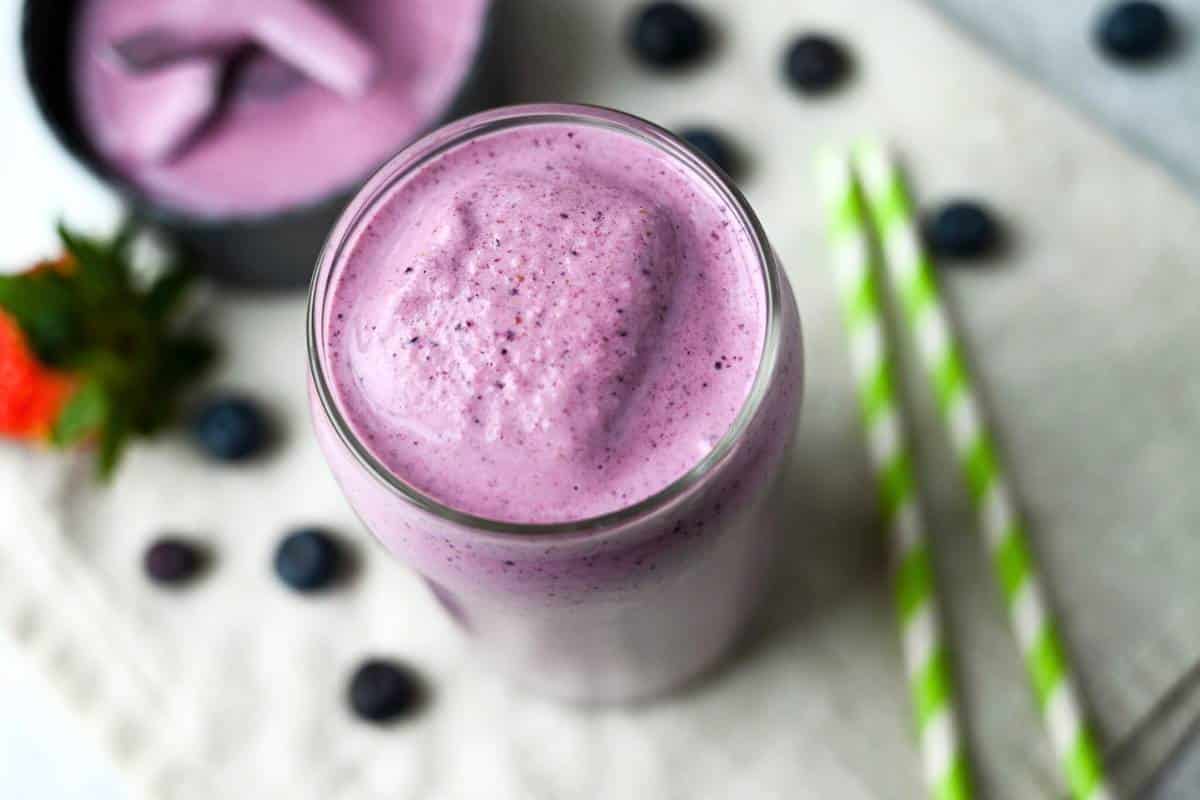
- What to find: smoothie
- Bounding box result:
[71,0,491,216]
[325,120,765,523]
[310,105,803,701]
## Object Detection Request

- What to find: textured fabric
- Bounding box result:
[4,0,1200,797]
[929,0,1200,200]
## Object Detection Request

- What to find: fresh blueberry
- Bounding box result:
[926,201,1000,259]
[191,395,268,462]
[628,2,709,69]
[348,659,424,724]
[275,528,341,592]
[144,538,204,586]
[679,128,737,176]
[783,34,851,94]
[1097,2,1172,62]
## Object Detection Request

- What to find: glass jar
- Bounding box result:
[308,103,803,702]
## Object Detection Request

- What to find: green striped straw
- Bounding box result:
[816,147,973,800]
[851,139,1114,800]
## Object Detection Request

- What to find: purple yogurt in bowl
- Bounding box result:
[309,104,803,702]
[23,0,498,288]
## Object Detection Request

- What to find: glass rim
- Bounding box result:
[306,102,785,539]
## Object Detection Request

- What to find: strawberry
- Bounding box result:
[28,253,76,276]
[0,223,215,478]
[0,312,76,439]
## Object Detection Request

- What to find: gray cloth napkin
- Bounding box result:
[929,0,1200,198]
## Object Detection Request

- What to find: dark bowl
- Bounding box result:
[21,0,502,290]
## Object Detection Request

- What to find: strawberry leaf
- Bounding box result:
[52,379,108,445]
[143,266,194,321]
[97,406,130,480]
[0,270,80,365]
[109,218,137,264]
[5,221,218,478]
[57,222,129,305]
[162,335,217,386]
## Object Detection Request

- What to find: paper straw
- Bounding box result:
[816,147,973,800]
[851,140,1113,800]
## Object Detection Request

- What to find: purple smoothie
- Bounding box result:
[71,0,490,216]
[326,120,765,522]
[309,105,803,701]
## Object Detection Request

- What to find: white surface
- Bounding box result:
[4,0,1200,798]
[0,639,124,800]
[1,3,128,797]
[0,1,120,268]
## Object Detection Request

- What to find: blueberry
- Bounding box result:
[348,659,424,724]
[783,34,851,94]
[191,395,268,462]
[679,128,737,176]
[275,528,341,592]
[1097,2,1172,62]
[144,538,204,586]
[926,201,1000,259]
[628,2,709,69]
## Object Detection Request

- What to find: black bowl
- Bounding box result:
[22,0,502,290]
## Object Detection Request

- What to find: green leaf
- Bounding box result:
[96,407,130,480]
[135,335,217,435]
[57,222,129,303]
[14,222,220,480]
[0,271,81,365]
[164,335,217,383]
[142,267,193,321]
[108,217,138,264]
[51,379,108,446]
